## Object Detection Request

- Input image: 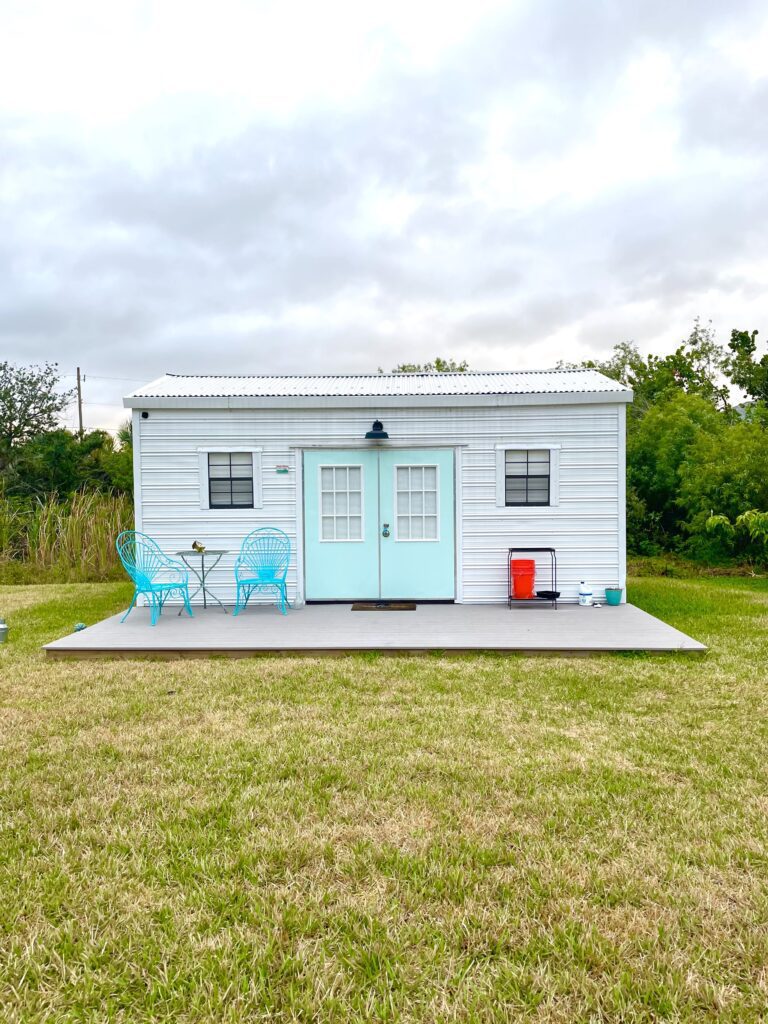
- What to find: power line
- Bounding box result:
[61,373,147,383]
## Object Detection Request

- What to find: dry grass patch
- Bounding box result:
[0,579,767,1021]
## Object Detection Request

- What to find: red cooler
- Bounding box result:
[510,558,536,600]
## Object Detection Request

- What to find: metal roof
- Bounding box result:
[128,370,629,400]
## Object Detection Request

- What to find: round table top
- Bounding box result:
[176,549,229,556]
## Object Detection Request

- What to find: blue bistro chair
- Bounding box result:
[233,527,290,615]
[116,530,194,626]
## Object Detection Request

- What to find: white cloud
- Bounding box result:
[1,0,767,431]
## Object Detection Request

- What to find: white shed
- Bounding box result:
[124,370,632,606]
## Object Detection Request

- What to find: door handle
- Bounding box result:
[381,523,390,538]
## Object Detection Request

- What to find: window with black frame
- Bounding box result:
[208,452,254,508]
[504,449,550,506]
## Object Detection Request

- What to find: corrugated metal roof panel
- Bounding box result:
[128,370,628,399]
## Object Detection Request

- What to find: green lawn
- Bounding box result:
[0,578,767,1022]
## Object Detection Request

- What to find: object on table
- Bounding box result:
[192,540,206,553]
[176,548,229,612]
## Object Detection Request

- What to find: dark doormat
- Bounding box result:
[351,602,417,611]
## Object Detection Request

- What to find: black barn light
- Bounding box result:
[364,419,389,440]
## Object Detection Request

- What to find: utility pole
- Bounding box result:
[76,367,84,439]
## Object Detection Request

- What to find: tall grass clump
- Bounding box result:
[0,491,133,582]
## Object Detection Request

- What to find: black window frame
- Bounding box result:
[504,449,550,507]
[208,452,254,510]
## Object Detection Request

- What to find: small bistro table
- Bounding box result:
[176,550,229,613]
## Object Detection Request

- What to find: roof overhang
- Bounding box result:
[125,390,633,410]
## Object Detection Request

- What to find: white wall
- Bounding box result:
[133,401,624,605]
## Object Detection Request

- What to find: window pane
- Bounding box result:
[231,480,254,504]
[397,516,410,540]
[505,451,527,472]
[527,450,550,469]
[397,491,409,514]
[396,467,409,489]
[349,491,361,514]
[210,480,232,505]
[322,491,334,514]
[334,467,348,490]
[321,516,335,540]
[335,492,348,514]
[411,491,423,514]
[208,454,231,478]
[349,516,362,540]
[505,479,527,504]
[348,467,361,489]
[336,517,349,540]
[527,479,549,504]
[424,467,437,489]
[424,516,438,539]
[230,455,253,478]
[410,517,423,540]
[321,468,333,489]
[410,466,423,489]
[425,490,437,514]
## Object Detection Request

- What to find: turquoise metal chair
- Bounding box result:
[116,530,194,626]
[233,528,290,615]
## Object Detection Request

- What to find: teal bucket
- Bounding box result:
[605,588,622,606]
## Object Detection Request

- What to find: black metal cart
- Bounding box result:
[508,547,558,609]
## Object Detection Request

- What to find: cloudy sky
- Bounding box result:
[2,0,767,431]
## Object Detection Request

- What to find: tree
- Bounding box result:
[725,329,768,403]
[4,427,133,498]
[0,362,74,471]
[382,357,469,373]
[678,405,768,561]
[707,510,768,559]
[561,320,730,414]
[626,391,724,551]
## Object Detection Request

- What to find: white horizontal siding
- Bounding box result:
[134,402,623,605]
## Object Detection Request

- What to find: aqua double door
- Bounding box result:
[304,449,455,601]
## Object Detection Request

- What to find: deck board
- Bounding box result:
[44,602,707,658]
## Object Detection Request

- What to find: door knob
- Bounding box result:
[382,523,390,538]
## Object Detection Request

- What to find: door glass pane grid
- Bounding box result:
[395,465,438,541]
[319,465,363,541]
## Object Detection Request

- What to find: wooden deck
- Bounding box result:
[44,602,706,658]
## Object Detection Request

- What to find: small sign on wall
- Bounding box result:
[275,464,290,474]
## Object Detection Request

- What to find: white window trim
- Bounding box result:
[495,444,560,509]
[394,463,440,542]
[318,463,366,543]
[197,447,263,511]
